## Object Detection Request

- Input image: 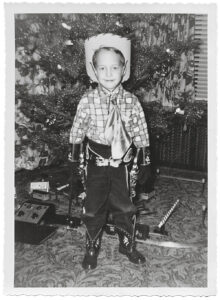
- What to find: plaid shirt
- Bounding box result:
[69,84,149,148]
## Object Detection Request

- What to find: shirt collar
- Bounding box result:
[97,84,123,102]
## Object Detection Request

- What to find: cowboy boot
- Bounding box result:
[116,227,146,264]
[82,229,102,270]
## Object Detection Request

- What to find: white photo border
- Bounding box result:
[4,2,217,297]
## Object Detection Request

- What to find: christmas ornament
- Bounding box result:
[115,21,123,27]
[61,22,71,30]
[175,107,185,115]
[65,40,73,45]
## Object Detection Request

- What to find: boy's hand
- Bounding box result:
[137,165,152,185]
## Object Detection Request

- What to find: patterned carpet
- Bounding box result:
[14,168,207,287]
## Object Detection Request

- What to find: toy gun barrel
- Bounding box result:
[130,149,140,198]
[79,152,86,192]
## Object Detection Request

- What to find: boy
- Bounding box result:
[69,34,151,270]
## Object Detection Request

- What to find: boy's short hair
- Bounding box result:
[92,47,125,68]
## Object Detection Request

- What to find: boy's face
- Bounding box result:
[94,49,125,92]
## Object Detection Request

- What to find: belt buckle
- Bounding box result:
[94,154,121,168]
[109,159,121,168]
[95,157,108,167]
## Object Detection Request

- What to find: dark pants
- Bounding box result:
[81,161,137,239]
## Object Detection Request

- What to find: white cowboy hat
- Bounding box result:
[85,33,131,83]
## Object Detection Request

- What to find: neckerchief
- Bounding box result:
[98,84,132,160]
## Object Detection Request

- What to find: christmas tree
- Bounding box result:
[15,13,207,170]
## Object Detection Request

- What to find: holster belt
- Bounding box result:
[87,139,134,168]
